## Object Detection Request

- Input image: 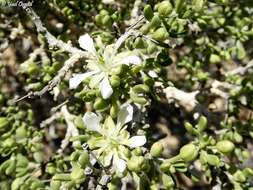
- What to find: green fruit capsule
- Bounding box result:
[144,5,154,21]
[216,140,235,154]
[152,27,169,41]
[78,151,89,168]
[158,1,173,17]
[150,142,164,157]
[179,144,198,162]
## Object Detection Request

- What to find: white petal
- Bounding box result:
[117,104,133,127]
[148,71,158,78]
[82,112,101,132]
[78,34,96,54]
[127,136,146,148]
[122,55,141,65]
[69,71,96,89]
[100,77,113,99]
[113,155,126,173]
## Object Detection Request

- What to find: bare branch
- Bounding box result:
[226,59,253,76]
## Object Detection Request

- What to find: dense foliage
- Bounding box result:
[0,0,253,189]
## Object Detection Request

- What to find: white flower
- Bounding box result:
[83,103,146,173]
[69,34,142,99]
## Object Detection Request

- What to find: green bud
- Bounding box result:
[70,151,80,162]
[50,180,61,190]
[110,75,121,87]
[52,174,71,181]
[74,116,85,130]
[133,84,149,94]
[33,152,44,163]
[179,144,198,162]
[70,166,85,182]
[144,5,154,21]
[140,24,150,35]
[150,15,161,29]
[127,156,145,173]
[27,62,39,75]
[130,92,147,105]
[15,125,27,140]
[132,147,143,156]
[94,98,109,112]
[16,154,29,168]
[160,159,171,172]
[110,102,119,119]
[184,122,195,135]
[100,9,109,16]
[243,168,253,177]
[133,37,145,49]
[5,160,16,175]
[102,15,113,27]
[193,0,204,12]
[30,180,44,189]
[197,116,207,132]
[209,54,221,64]
[78,151,89,168]
[206,154,220,166]
[0,117,9,131]
[150,142,164,157]
[95,14,103,25]
[162,174,174,188]
[157,1,173,17]
[152,27,169,41]
[233,132,243,143]
[46,163,56,174]
[147,41,157,54]
[0,160,11,173]
[216,140,235,154]
[233,170,246,183]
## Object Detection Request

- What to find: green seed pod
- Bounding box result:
[94,98,109,112]
[209,54,221,64]
[150,15,161,29]
[216,140,235,154]
[150,142,164,157]
[50,180,61,190]
[157,1,173,17]
[0,117,9,131]
[78,151,89,168]
[70,166,85,182]
[197,116,207,132]
[110,75,121,87]
[144,5,154,21]
[162,174,174,188]
[179,144,198,162]
[127,156,145,173]
[152,27,169,41]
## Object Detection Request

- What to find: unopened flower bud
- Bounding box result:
[162,174,174,188]
[144,5,154,21]
[150,142,164,157]
[157,1,173,17]
[152,27,169,41]
[78,151,89,168]
[216,140,235,154]
[179,144,198,162]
